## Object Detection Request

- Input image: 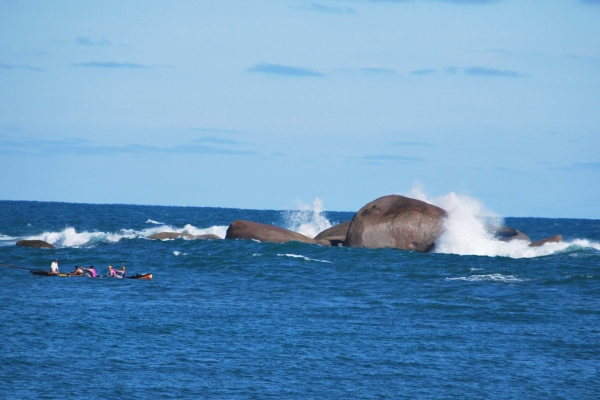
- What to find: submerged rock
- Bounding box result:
[225,220,317,244]
[148,232,221,240]
[529,234,563,248]
[16,240,55,249]
[489,226,531,243]
[314,221,351,247]
[344,195,447,252]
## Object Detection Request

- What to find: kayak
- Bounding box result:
[126,273,152,280]
[31,270,77,277]
[31,270,152,279]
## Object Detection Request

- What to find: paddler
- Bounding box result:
[115,266,126,278]
[82,265,97,278]
[68,266,84,276]
[50,259,60,275]
[107,265,118,278]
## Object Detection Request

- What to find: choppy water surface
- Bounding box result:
[1,200,599,399]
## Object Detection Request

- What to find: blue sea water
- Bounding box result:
[0,199,599,399]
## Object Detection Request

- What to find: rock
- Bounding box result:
[148,232,221,240]
[225,220,317,244]
[529,234,563,248]
[195,234,222,240]
[344,195,447,252]
[16,240,55,249]
[489,226,531,243]
[314,221,351,244]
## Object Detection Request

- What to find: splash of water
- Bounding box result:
[282,198,332,238]
[409,190,600,258]
[28,223,229,248]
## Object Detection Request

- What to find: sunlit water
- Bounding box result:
[1,200,599,399]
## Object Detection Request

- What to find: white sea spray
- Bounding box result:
[282,197,332,238]
[405,186,600,259]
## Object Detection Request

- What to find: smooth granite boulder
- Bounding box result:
[16,240,55,249]
[225,220,317,244]
[344,195,447,252]
[314,221,351,247]
[148,232,221,240]
[489,226,531,243]
[529,234,563,248]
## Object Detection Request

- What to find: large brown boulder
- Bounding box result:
[489,226,531,243]
[225,220,317,244]
[529,234,563,248]
[148,232,221,240]
[16,240,55,249]
[344,195,447,252]
[314,221,351,247]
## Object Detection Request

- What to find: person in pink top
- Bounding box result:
[107,265,118,277]
[83,266,97,278]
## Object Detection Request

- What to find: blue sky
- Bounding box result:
[1,0,599,218]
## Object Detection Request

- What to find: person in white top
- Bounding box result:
[50,259,59,275]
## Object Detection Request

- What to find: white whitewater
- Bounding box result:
[408,188,600,259]
[283,198,332,239]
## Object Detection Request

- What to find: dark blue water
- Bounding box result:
[1,200,599,399]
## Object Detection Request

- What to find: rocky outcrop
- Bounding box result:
[148,232,221,240]
[16,240,55,249]
[225,220,317,244]
[314,221,351,247]
[529,234,563,248]
[344,195,447,252]
[489,226,531,243]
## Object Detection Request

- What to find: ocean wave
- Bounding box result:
[415,191,600,259]
[22,224,229,248]
[445,274,524,283]
[146,219,163,225]
[277,253,332,263]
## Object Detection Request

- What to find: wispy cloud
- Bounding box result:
[361,67,396,74]
[464,66,521,77]
[0,137,258,156]
[411,68,436,75]
[572,161,600,170]
[76,37,112,46]
[392,141,434,147]
[194,136,240,145]
[72,61,148,69]
[0,63,43,72]
[247,63,324,77]
[362,154,424,163]
[309,3,356,13]
[191,127,247,135]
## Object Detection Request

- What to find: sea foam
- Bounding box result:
[24,223,229,248]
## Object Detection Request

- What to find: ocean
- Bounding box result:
[1,198,599,399]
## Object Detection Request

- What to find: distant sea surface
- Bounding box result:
[1,200,599,399]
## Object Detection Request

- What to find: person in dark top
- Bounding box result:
[115,266,126,278]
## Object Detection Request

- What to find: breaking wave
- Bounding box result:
[278,254,333,263]
[445,274,524,283]
[408,188,600,259]
[19,223,228,248]
[282,198,332,238]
